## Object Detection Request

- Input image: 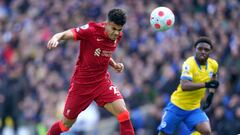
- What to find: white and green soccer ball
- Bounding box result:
[150,7,175,31]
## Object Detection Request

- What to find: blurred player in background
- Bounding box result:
[158,37,219,135]
[46,8,135,135]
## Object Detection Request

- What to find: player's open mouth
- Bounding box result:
[200,55,206,59]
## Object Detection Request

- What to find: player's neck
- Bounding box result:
[194,56,207,65]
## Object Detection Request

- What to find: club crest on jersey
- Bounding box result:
[209,71,213,77]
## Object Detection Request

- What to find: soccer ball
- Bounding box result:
[150,7,175,31]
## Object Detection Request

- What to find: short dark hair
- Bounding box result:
[194,37,213,49]
[108,8,126,26]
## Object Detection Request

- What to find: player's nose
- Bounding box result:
[114,30,120,35]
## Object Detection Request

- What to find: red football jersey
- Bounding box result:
[70,22,122,85]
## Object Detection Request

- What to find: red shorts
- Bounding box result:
[63,79,123,119]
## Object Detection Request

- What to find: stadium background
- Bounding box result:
[0,0,240,135]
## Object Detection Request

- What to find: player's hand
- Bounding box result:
[47,37,59,49]
[202,92,214,110]
[205,80,219,89]
[113,63,124,73]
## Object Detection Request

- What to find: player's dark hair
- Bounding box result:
[108,8,126,26]
[194,37,213,49]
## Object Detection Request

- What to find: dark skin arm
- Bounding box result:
[208,74,217,93]
[181,80,205,91]
[202,74,218,110]
[181,73,219,91]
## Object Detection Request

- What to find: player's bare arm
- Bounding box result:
[181,80,205,91]
[202,74,218,110]
[47,30,74,49]
[209,74,218,93]
[109,58,124,73]
[181,77,219,91]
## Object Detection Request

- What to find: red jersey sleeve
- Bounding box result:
[71,23,92,41]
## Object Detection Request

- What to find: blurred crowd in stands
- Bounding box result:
[0,0,240,135]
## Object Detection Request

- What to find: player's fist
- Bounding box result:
[205,80,219,89]
[113,63,124,73]
[47,37,59,49]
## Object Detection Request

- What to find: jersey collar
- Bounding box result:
[194,56,208,70]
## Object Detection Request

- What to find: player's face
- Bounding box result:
[195,43,212,62]
[105,22,123,40]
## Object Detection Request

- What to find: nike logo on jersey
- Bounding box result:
[66,109,71,116]
[97,38,104,41]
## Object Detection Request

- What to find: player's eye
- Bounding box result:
[198,47,210,52]
[112,27,122,32]
[204,48,210,52]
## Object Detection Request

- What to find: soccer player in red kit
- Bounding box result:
[46,9,135,135]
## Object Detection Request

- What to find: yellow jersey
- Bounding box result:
[171,56,218,110]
